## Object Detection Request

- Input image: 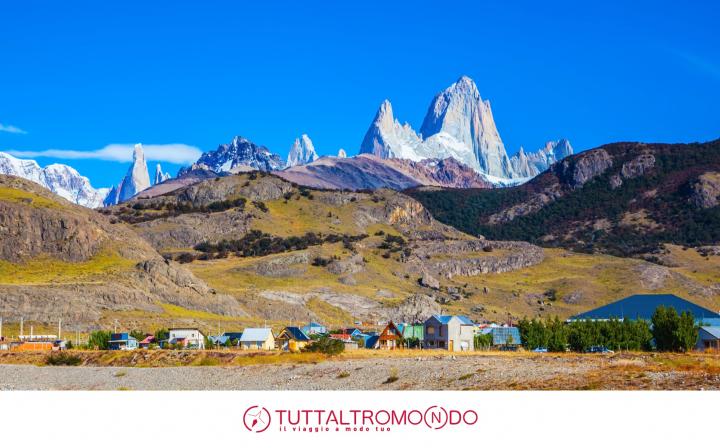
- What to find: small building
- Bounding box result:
[365,335,380,349]
[239,328,275,350]
[301,322,327,335]
[139,335,156,349]
[397,323,424,347]
[208,332,243,348]
[329,334,358,350]
[168,328,206,349]
[277,327,311,352]
[569,294,720,323]
[378,321,403,350]
[696,327,720,351]
[423,315,475,352]
[343,328,364,338]
[488,327,521,348]
[108,333,139,351]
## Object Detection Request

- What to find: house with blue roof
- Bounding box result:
[696,327,720,351]
[277,326,311,352]
[569,294,720,324]
[301,322,327,335]
[239,328,275,350]
[423,315,475,351]
[108,333,138,351]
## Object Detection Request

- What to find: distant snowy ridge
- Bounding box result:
[0,151,109,208]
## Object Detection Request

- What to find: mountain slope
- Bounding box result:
[0,151,109,208]
[0,175,244,327]
[277,154,494,190]
[105,170,720,326]
[408,139,720,256]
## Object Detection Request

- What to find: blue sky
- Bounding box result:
[1,0,719,188]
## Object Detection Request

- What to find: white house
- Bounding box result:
[239,328,275,350]
[168,328,206,349]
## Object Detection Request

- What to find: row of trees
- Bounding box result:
[518,306,699,353]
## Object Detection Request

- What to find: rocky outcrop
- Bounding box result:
[555,148,613,188]
[421,241,545,279]
[621,153,655,179]
[690,172,720,209]
[327,254,365,275]
[486,184,564,224]
[385,294,441,323]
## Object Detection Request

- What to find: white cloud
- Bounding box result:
[7,143,202,165]
[0,123,27,134]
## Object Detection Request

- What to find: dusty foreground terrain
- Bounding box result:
[1,351,720,390]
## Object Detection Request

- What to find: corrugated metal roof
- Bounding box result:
[282,327,310,341]
[365,335,379,349]
[430,315,474,325]
[571,294,720,321]
[239,328,273,342]
[700,326,720,339]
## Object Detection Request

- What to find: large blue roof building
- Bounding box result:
[570,294,720,324]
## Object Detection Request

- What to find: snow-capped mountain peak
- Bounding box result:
[185,135,285,174]
[0,151,109,208]
[286,134,319,167]
[359,99,422,160]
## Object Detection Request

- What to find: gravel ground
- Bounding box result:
[2,354,719,390]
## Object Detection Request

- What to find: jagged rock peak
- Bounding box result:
[287,134,319,167]
[337,148,347,158]
[154,163,171,185]
[359,99,422,160]
[118,143,151,202]
[188,135,285,174]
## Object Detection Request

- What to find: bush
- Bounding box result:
[46,352,82,366]
[652,306,698,352]
[87,330,112,350]
[303,336,345,356]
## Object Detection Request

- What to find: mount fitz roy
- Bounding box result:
[359,75,573,181]
[0,151,109,208]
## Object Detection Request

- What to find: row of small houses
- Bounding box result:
[102,315,520,352]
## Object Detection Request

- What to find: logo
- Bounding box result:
[243,405,271,433]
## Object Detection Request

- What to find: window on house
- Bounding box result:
[427,326,435,335]
[439,326,443,337]
[439,341,445,348]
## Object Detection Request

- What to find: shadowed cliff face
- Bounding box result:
[0,175,245,326]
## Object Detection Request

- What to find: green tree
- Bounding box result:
[154,328,169,344]
[546,316,567,352]
[87,330,112,350]
[652,306,680,351]
[130,330,145,341]
[674,311,698,352]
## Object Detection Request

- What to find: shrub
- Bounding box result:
[87,330,112,350]
[303,336,345,356]
[46,352,82,366]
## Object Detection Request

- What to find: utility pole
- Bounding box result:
[20,317,24,338]
[58,318,62,340]
[0,316,3,340]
